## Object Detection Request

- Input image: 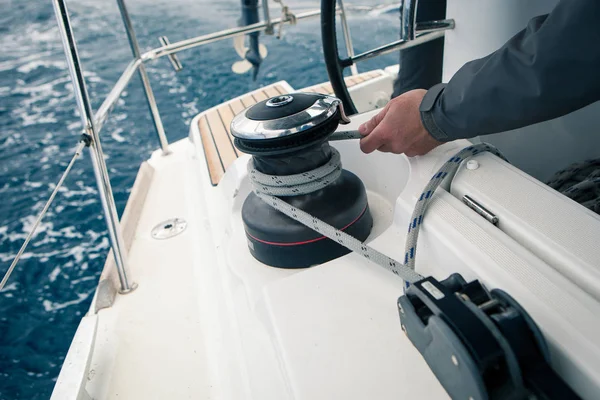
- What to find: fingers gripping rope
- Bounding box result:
[249,141,506,284]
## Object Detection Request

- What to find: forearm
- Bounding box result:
[420,0,600,141]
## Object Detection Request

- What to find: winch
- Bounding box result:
[230,93,373,268]
[231,94,583,399]
[399,274,581,400]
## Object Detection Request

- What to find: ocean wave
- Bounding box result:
[17,60,67,74]
[42,291,94,312]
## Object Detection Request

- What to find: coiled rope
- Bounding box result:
[547,158,600,214]
[248,133,506,284]
[249,148,343,197]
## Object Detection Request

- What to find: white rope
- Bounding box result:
[0,141,86,291]
[247,131,366,197]
[254,190,424,282]
[403,143,506,270]
[248,148,342,196]
[249,138,506,284]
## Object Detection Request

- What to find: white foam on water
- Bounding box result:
[0,282,18,293]
[41,144,59,156]
[0,249,63,263]
[0,134,17,149]
[48,266,61,282]
[59,226,83,240]
[42,291,93,312]
[17,60,67,74]
[70,275,96,285]
[110,127,126,143]
[25,181,44,189]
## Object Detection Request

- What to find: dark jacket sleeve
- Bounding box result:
[419,0,600,142]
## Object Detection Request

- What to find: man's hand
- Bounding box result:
[358,89,442,157]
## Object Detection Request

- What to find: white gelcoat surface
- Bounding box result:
[51,315,97,400]
[347,69,396,112]
[55,77,600,400]
[451,153,600,302]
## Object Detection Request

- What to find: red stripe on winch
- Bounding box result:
[247,205,368,247]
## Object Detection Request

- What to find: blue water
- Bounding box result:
[0,1,397,398]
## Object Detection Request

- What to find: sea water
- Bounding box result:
[0,0,397,398]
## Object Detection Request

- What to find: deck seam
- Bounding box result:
[240,96,251,108]
[197,117,220,187]
[204,115,226,173]
[217,107,239,157]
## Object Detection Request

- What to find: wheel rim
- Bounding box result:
[321,0,358,115]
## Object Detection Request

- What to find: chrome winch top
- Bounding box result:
[230,93,350,140]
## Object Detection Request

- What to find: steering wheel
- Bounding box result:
[322,1,454,116]
[321,0,358,115]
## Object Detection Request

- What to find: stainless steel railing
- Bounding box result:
[347,22,453,64]
[94,58,142,135]
[52,0,135,293]
[50,0,453,294]
[337,0,359,76]
[116,0,170,155]
[50,0,328,293]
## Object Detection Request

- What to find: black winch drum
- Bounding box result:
[231,93,373,268]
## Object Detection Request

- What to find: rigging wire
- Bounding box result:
[0,140,87,291]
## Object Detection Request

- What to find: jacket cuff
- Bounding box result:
[419,83,449,142]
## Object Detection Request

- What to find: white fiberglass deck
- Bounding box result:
[55,79,600,400]
[77,137,447,399]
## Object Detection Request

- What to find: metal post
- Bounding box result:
[115,0,170,155]
[94,58,142,134]
[401,0,419,41]
[337,0,358,76]
[142,9,324,61]
[52,0,136,293]
[262,0,274,35]
[348,29,446,64]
